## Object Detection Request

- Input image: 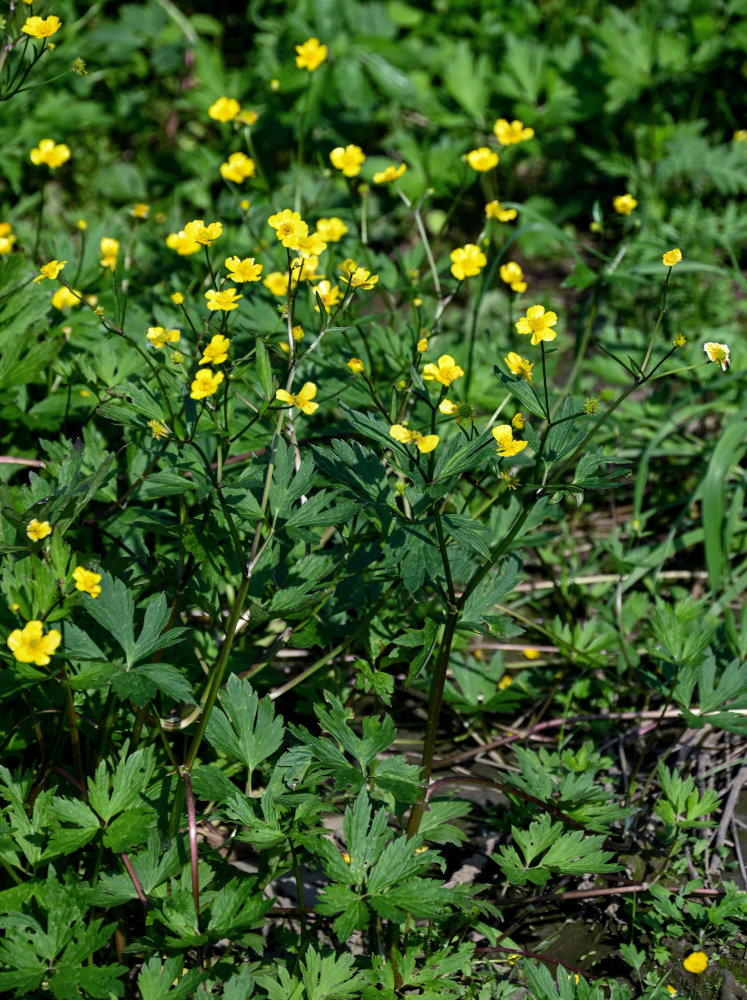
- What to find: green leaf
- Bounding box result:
[87,747,155,824]
[255,339,273,400]
[300,948,367,1000]
[494,363,547,418]
[205,675,285,774]
[137,955,205,1000]
[83,573,135,664]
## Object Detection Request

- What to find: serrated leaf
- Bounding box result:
[205,674,284,774]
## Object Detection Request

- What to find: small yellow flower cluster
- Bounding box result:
[390,423,439,453]
[276,382,319,415]
[295,38,327,71]
[500,261,527,293]
[268,209,327,258]
[30,138,70,169]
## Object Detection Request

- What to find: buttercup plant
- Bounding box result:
[0,5,744,999]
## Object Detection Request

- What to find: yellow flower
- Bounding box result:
[493,118,534,145]
[183,219,223,246]
[499,261,527,293]
[315,217,348,241]
[237,109,258,125]
[613,193,638,215]
[498,674,513,690]
[99,237,119,270]
[240,199,250,211]
[292,254,322,282]
[268,208,308,250]
[205,288,242,311]
[466,147,499,171]
[72,566,102,599]
[22,15,62,38]
[30,138,70,169]
[76,218,88,230]
[683,952,708,975]
[190,369,224,400]
[200,334,231,366]
[33,259,66,284]
[220,152,256,183]
[673,333,686,347]
[314,279,342,310]
[373,163,407,183]
[734,129,747,142]
[295,37,327,71]
[486,200,517,222]
[450,243,487,280]
[166,230,201,255]
[347,357,365,374]
[0,223,16,255]
[662,248,682,267]
[171,352,183,364]
[147,326,180,348]
[7,620,61,666]
[51,286,82,309]
[492,424,529,457]
[26,519,52,541]
[439,399,475,426]
[343,265,378,290]
[264,272,290,296]
[276,382,319,415]
[132,203,149,219]
[296,231,327,258]
[703,341,730,371]
[389,424,439,454]
[330,145,366,177]
[416,337,428,353]
[505,351,534,383]
[522,648,541,659]
[208,97,241,122]
[148,419,169,440]
[501,471,520,489]
[512,411,525,430]
[422,354,464,387]
[515,304,558,346]
[171,291,184,305]
[666,987,677,997]
[225,256,263,282]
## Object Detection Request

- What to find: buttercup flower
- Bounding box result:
[220,152,256,183]
[505,351,534,383]
[316,217,348,242]
[30,138,70,169]
[190,369,224,400]
[330,145,365,177]
[500,261,527,293]
[439,399,475,426]
[276,382,319,415]
[147,326,180,348]
[703,342,730,371]
[295,37,327,71]
[500,471,520,490]
[148,419,169,440]
[225,256,262,282]
[166,230,201,255]
[314,279,342,310]
[523,648,541,659]
[683,953,708,975]
[51,286,82,309]
[347,357,365,374]
[416,337,428,353]
[515,304,558,345]
[0,223,16,255]
[613,193,638,215]
[512,411,525,430]
[171,291,184,304]
[264,272,291,296]
[205,288,242,311]
[344,265,378,290]
[99,237,119,270]
[268,208,308,249]
[7,620,61,666]
[26,519,51,541]
[132,203,149,219]
[673,333,686,347]
[208,97,241,122]
[373,163,407,184]
[72,566,102,599]
[734,129,747,142]
[486,200,517,222]
[200,334,231,366]
[466,147,499,171]
[237,109,258,125]
[389,424,439,454]
[493,424,528,457]
[296,231,327,258]
[184,219,223,246]
[662,248,682,267]
[22,15,62,38]
[493,118,534,145]
[33,260,66,284]
[666,987,677,997]
[423,354,465,387]
[450,243,487,280]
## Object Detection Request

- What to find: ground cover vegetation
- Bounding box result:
[1,0,746,997]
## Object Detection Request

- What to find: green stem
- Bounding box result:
[640,268,672,375]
